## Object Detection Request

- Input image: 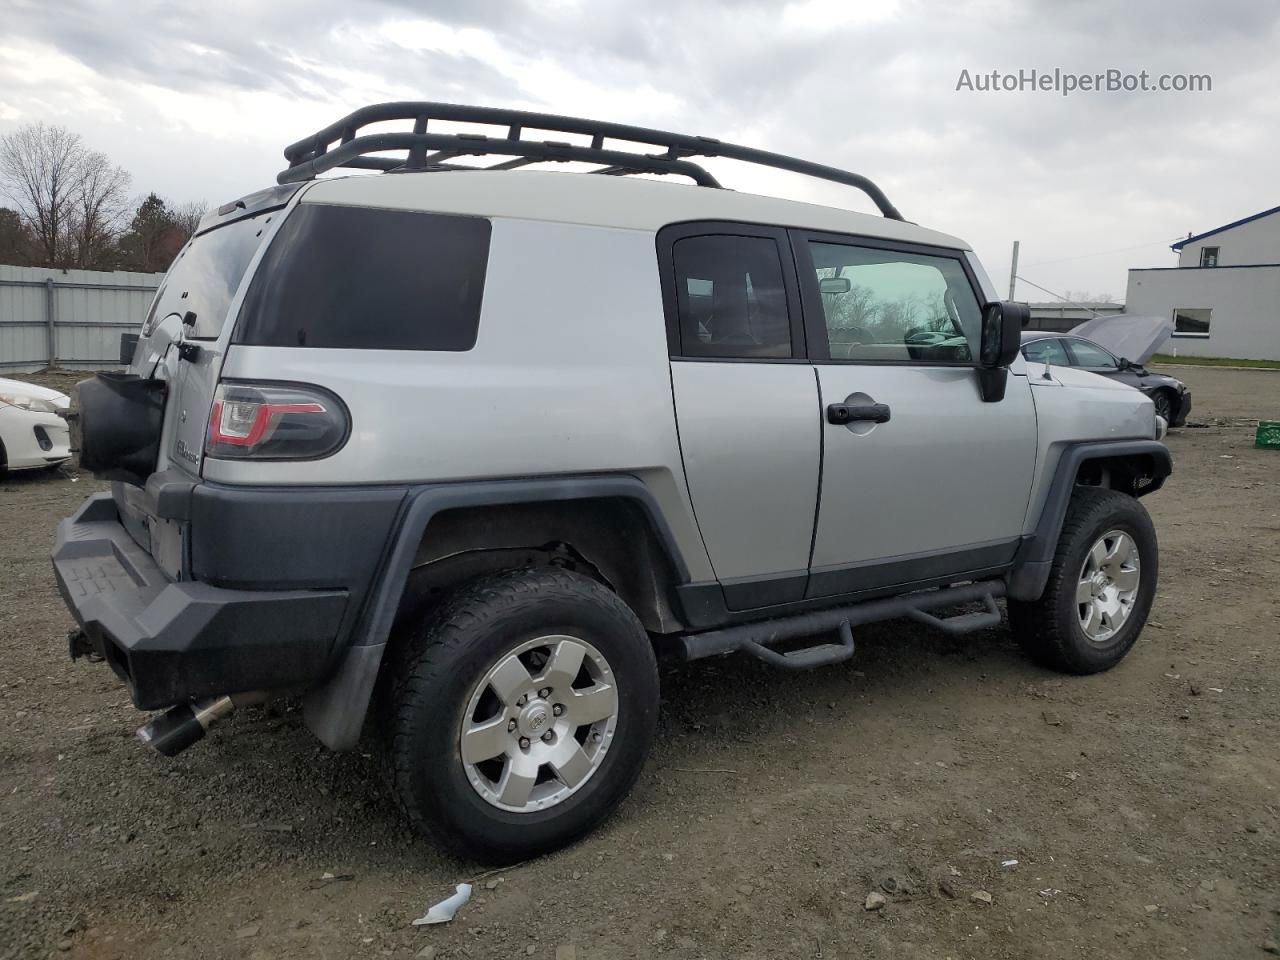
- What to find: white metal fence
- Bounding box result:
[0,264,165,373]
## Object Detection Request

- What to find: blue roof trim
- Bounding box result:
[1171,204,1280,250]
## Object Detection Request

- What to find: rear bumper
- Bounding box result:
[53,493,348,709]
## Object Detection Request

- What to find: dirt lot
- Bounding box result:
[2,366,1278,960]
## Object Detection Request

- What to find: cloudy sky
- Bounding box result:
[2,0,1277,300]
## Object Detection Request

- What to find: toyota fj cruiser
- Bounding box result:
[55,102,1171,861]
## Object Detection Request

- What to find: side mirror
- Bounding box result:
[977,301,1028,402]
[980,302,1025,368]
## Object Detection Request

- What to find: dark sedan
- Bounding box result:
[1021,332,1192,426]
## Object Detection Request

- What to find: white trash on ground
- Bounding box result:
[412,884,473,926]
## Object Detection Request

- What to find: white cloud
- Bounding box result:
[0,0,1277,298]
[782,0,901,30]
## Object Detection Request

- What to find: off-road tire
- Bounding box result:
[1008,486,1158,674]
[382,567,659,863]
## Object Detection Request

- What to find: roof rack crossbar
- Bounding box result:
[281,131,723,187]
[278,101,903,220]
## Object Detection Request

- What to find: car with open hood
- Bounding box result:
[1021,315,1191,426]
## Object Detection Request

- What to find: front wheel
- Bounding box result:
[1009,486,1158,674]
[383,568,659,862]
[1151,389,1174,423]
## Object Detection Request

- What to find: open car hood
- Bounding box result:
[1069,315,1173,366]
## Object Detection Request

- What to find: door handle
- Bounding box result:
[827,402,891,425]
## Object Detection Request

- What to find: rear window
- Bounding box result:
[671,234,793,359]
[233,204,490,351]
[148,213,272,340]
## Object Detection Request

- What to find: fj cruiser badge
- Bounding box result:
[175,439,199,466]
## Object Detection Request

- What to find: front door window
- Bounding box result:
[807,242,980,362]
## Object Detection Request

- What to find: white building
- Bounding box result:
[1125,204,1280,361]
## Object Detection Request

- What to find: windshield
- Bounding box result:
[145,212,275,341]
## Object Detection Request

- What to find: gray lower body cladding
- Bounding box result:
[55,479,409,709]
[50,442,1170,740]
[1006,440,1171,602]
[51,475,682,723]
[54,493,351,709]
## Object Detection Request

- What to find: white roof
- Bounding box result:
[301,170,969,250]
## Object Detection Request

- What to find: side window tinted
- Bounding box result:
[235,205,490,351]
[807,241,979,362]
[1067,339,1118,369]
[1022,337,1070,366]
[671,235,792,359]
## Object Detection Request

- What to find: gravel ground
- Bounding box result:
[2,365,1278,960]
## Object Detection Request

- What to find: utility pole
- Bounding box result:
[1007,240,1020,300]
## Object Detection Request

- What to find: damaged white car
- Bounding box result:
[0,377,72,474]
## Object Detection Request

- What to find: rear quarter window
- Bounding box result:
[150,213,272,340]
[234,204,490,351]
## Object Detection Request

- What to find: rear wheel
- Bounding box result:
[383,568,659,862]
[1009,486,1158,674]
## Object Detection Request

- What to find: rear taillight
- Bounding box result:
[205,382,348,460]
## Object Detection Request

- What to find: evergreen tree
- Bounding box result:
[117,193,186,272]
[0,206,33,265]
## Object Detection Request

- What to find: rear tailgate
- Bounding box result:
[113,184,304,570]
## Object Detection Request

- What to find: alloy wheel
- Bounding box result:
[1076,529,1141,644]
[459,635,619,812]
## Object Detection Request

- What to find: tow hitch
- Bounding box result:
[67,628,101,662]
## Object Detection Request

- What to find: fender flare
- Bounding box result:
[1006,439,1171,601]
[303,474,690,750]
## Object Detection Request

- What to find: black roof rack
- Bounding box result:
[278,101,904,221]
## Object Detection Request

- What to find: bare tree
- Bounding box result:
[171,199,207,242]
[69,151,131,268]
[878,293,925,336]
[1063,290,1117,304]
[0,122,131,268]
[0,122,85,265]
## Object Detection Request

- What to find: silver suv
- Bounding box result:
[54,103,1171,862]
